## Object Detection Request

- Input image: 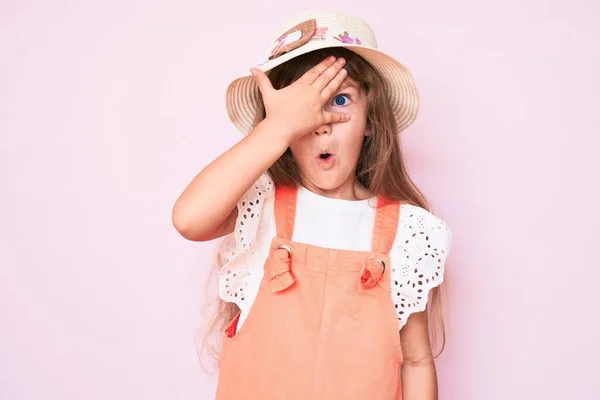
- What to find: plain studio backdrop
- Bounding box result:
[1,1,599,399]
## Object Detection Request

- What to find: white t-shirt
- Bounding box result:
[218,173,453,331]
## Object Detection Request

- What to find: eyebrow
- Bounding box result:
[339,79,360,91]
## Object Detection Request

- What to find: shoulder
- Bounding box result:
[217,173,276,307]
[233,172,276,252]
[238,172,276,207]
[395,203,452,250]
[388,204,453,330]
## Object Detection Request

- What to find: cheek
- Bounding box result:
[288,139,312,162]
[342,133,366,155]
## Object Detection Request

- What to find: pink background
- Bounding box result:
[1,1,599,399]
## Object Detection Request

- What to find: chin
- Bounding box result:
[304,174,346,192]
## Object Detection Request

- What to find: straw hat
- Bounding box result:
[225,8,420,136]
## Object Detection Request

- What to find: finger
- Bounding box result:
[250,68,274,97]
[320,67,347,100]
[298,56,338,85]
[324,111,351,124]
[312,57,346,91]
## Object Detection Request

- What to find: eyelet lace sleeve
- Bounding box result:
[217,172,275,307]
[390,205,453,330]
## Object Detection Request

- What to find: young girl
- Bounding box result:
[173,8,452,400]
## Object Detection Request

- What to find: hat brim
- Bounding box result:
[225,40,419,136]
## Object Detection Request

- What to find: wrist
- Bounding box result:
[255,117,295,148]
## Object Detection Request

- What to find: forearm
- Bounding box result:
[172,118,290,241]
[401,359,438,400]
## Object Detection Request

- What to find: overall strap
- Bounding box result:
[274,185,298,240]
[371,196,401,254]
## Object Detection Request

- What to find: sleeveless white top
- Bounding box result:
[217,173,453,331]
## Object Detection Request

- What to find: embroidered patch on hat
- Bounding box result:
[334,30,361,45]
[268,19,317,61]
[313,26,329,40]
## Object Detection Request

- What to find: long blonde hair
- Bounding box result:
[198,47,447,370]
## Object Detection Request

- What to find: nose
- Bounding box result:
[314,124,331,136]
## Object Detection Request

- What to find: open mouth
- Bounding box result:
[316,152,335,170]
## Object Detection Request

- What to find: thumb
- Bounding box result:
[250,68,274,96]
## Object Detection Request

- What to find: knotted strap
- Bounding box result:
[359,195,400,290]
[266,243,295,292]
[359,258,386,289]
[264,185,299,292]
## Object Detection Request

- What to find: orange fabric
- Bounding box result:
[216,185,403,400]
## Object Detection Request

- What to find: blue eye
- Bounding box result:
[333,94,351,106]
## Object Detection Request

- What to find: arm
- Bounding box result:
[172,119,289,242]
[401,311,438,400]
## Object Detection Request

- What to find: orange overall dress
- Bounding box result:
[216,185,403,400]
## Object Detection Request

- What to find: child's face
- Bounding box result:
[289,76,369,195]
